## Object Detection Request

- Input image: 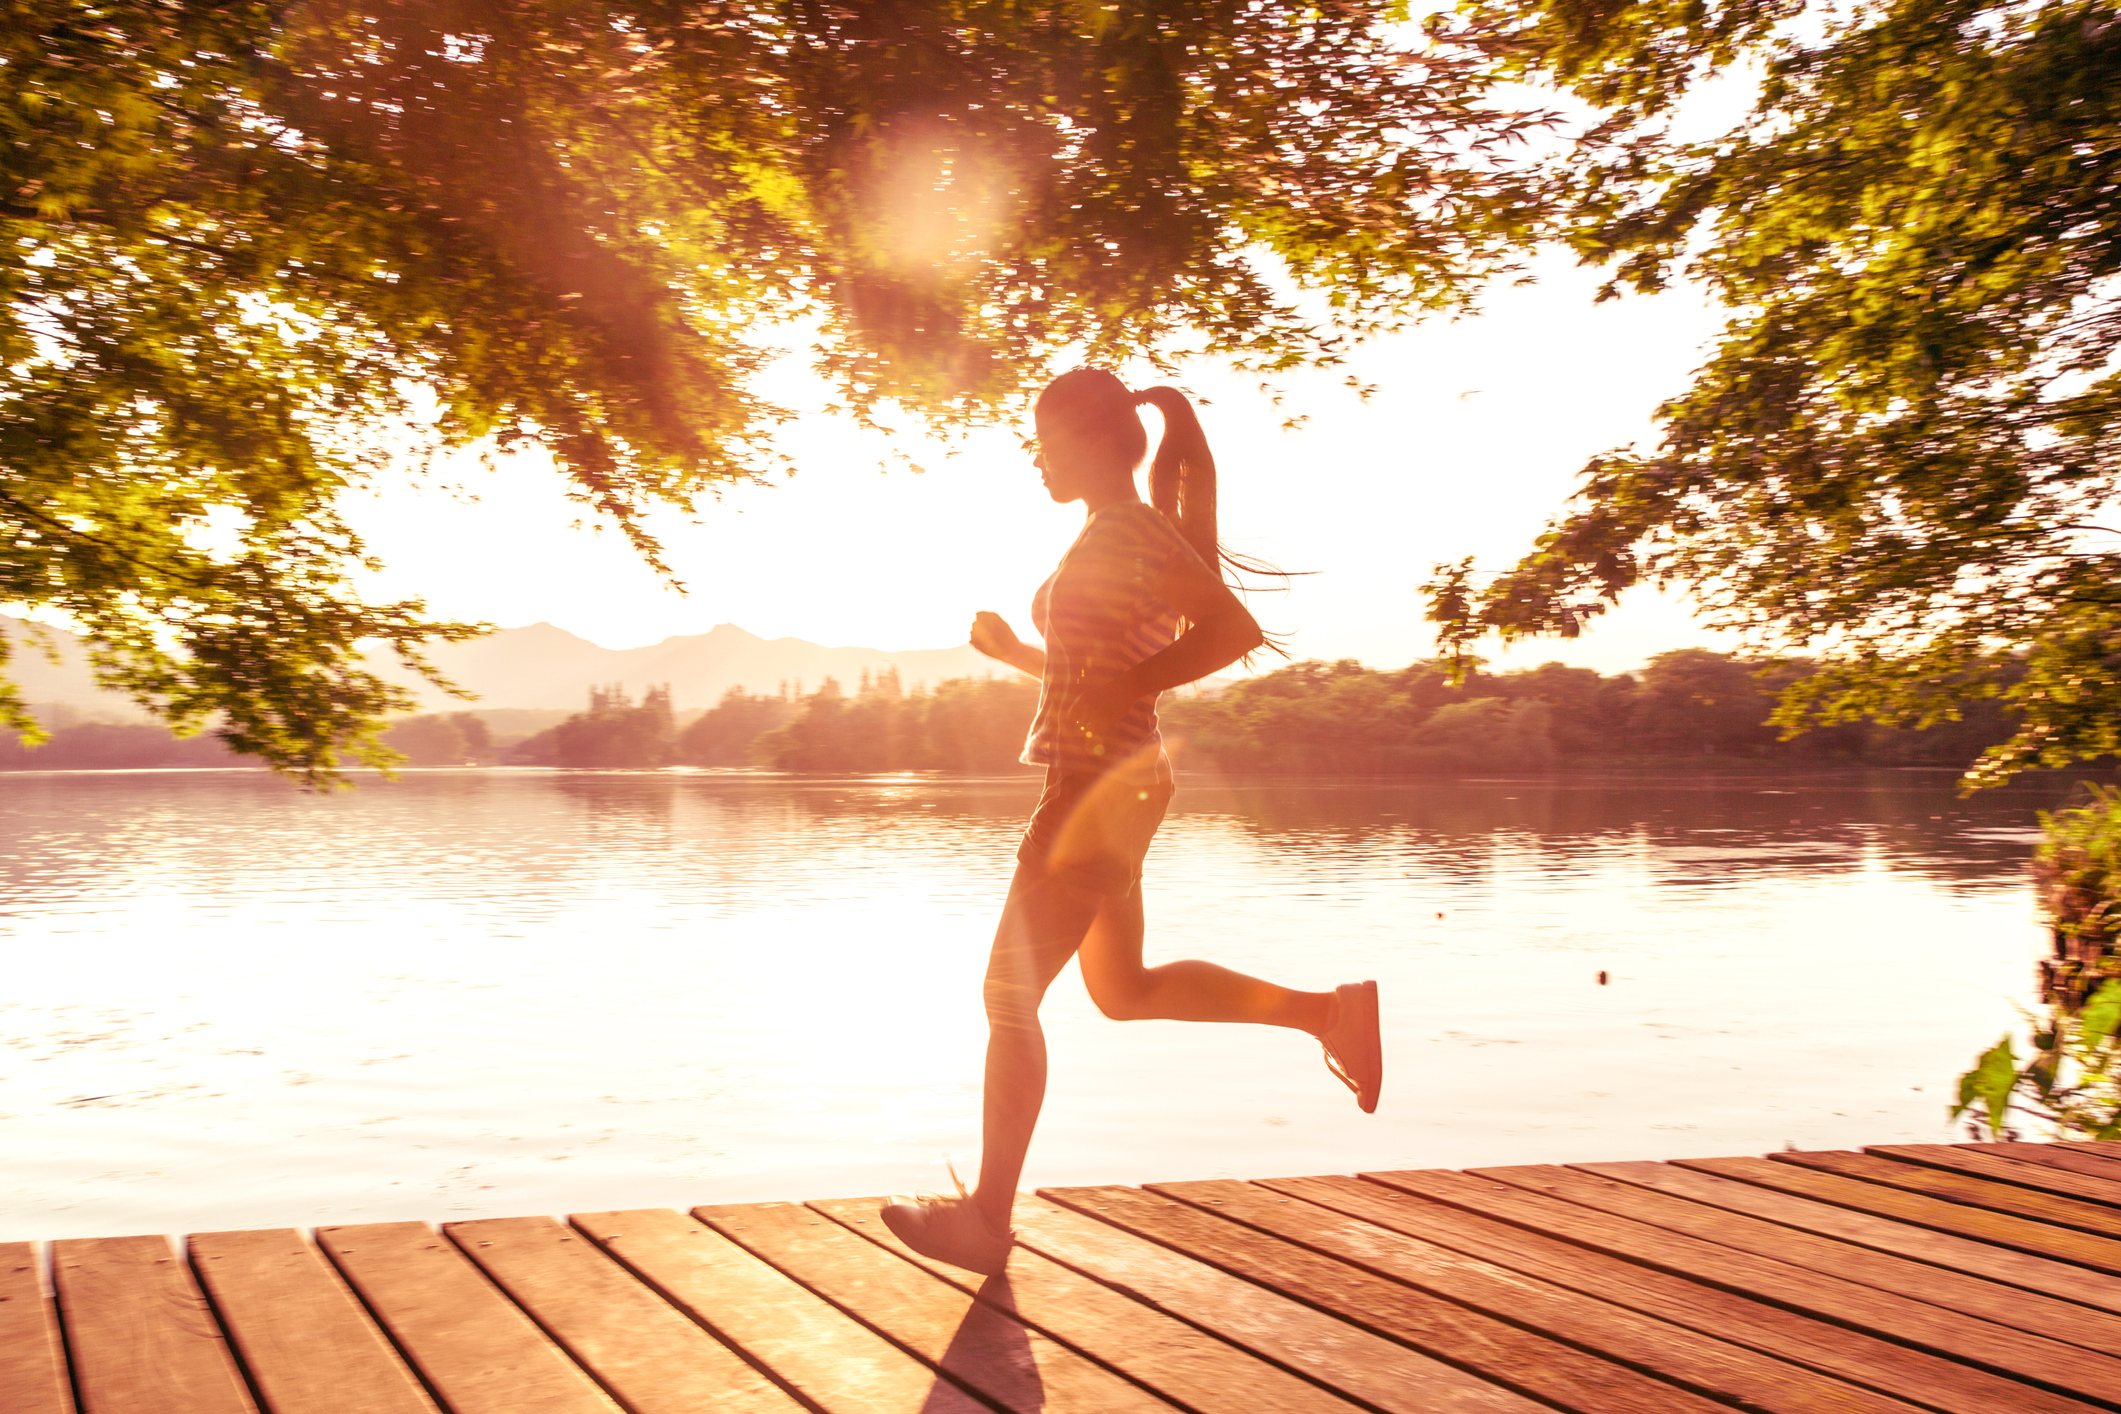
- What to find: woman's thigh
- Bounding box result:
[1074,885,1146,1008]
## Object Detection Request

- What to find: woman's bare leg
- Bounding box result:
[1078,885,1335,1030]
[970,863,1101,1233]
[971,864,1336,1233]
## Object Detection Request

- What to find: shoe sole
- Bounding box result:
[878,1201,1011,1277]
[1345,979,1382,1114]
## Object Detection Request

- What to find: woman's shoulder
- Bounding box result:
[1097,500,1214,577]
[1091,500,1187,550]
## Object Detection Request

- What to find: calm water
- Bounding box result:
[0,767,2074,1241]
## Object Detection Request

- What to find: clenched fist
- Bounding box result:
[970,611,1022,662]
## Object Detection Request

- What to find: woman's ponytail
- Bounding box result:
[1133,385,1296,660]
[1132,386,1219,572]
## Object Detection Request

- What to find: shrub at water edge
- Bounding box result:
[1955,787,2121,1141]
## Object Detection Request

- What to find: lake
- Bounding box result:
[0,766,2072,1241]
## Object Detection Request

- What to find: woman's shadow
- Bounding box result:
[923,1274,1044,1412]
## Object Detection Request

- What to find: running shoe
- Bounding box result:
[1320,979,1383,1113]
[879,1175,1013,1276]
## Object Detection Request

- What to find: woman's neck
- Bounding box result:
[1080,479,1141,517]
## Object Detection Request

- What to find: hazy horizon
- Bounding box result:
[6,605,1743,724]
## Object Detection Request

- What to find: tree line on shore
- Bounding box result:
[1170,651,2015,776]
[0,708,497,772]
[507,670,1042,773]
[0,648,2025,776]
[3,648,2022,775]
[508,649,2018,773]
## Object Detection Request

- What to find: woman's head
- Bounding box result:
[1032,368,1221,570]
[1032,368,1147,505]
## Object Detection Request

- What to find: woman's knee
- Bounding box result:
[983,970,1044,1033]
[1084,970,1155,1022]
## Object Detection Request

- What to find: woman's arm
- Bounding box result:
[971,611,1046,680]
[1065,555,1264,730]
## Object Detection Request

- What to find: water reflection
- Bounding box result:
[0,765,2089,1242]
[551,771,681,829]
[1176,770,2055,886]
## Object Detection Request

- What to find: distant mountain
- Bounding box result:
[2,615,1004,717]
[377,621,1005,712]
[4,616,1245,726]
[0,617,147,720]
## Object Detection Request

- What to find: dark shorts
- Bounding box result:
[1016,758,1176,896]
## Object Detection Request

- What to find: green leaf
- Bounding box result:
[1952,1037,2019,1137]
[2082,981,2121,1052]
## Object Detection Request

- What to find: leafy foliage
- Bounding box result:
[628,647,2021,774]
[1166,658,1557,773]
[5,2,1552,782]
[1,644,2031,773]
[539,682,676,766]
[379,710,493,765]
[1956,786,2121,1139]
[1164,647,2016,772]
[0,713,239,767]
[1954,980,2121,1141]
[1425,0,2121,787]
[507,670,1043,771]
[2033,783,2121,1005]
[747,669,1041,772]
[678,682,796,766]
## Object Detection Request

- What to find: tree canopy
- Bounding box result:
[1426,0,2121,786]
[4,1,1549,782]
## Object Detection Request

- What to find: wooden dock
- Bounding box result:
[9,1140,2121,1413]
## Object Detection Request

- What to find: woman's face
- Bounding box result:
[1031,409,1108,504]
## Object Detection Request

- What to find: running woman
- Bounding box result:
[881,368,1382,1276]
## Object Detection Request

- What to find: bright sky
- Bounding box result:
[345,244,1738,676]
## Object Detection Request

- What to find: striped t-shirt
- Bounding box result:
[1022,500,1210,773]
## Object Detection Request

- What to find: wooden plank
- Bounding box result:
[1179,1178,1926,1414]
[1468,1162,2121,1394]
[50,1235,256,1414]
[2057,1140,2121,1166]
[1869,1143,2121,1207]
[1774,1149,2121,1239]
[1014,1191,1547,1414]
[572,1207,987,1414]
[1445,1163,2111,1411]
[1080,1180,1769,1414]
[0,1242,73,1414]
[1577,1159,2121,1327]
[1987,1141,2121,1183]
[1326,1169,2076,1414]
[190,1228,437,1414]
[1676,1154,2121,1275]
[809,1197,1363,1414]
[446,1216,799,1414]
[698,1200,1174,1412]
[317,1221,619,1414]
